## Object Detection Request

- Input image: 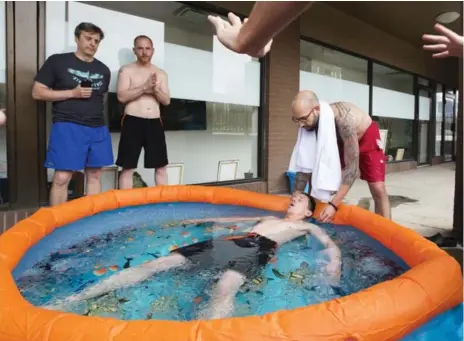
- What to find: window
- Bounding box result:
[299,40,369,113]
[444,91,456,161]
[372,64,414,162]
[455,91,459,157]
[435,84,444,157]
[417,78,432,164]
[0,1,8,204]
[45,1,262,188]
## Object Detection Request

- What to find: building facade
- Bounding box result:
[0,1,462,231]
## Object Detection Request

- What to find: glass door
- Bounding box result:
[435,85,444,158]
[453,91,459,160]
[418,88,432,164]
[444,91,456,161]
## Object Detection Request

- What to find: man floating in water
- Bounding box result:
[44,193,342,320]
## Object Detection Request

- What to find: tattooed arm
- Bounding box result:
[331,103,360,206]
[293,172,312,194]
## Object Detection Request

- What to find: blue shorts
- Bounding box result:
[45,122,114,171]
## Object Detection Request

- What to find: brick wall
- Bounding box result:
[266,20,301,193]
[227,181,267,193]
[386,161,417,174]
[453,44,463,241]
[0,208,38,234]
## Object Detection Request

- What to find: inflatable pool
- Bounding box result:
[401,303,463,341]
[0,186,462,341]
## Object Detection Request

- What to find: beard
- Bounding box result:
[138,56,152,64]
[302,117,319,132]
[303,124,317,132]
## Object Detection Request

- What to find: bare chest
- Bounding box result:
[253,220,303,235]
[129,69,155,87]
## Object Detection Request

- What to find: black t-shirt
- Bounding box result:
[34,53,111,127]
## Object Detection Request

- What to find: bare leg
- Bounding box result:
[368,181,391,219]
[85,168,102,195]
[49,170,73,206]
[197,269,245,320]
[155,166,168,186]
[119,169,135,189]
[43,253,187,310]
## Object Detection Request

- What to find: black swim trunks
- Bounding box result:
[172,233,277,279]
[116,115,168,169]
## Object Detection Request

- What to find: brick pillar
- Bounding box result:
[266,20,300,193]
[453,57,463,243]
[452,6,463,243]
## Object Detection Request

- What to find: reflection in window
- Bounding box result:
[435,84,444,157]
[0,1,8,204]
[45,1,261,187]
[299,40,369,113]
[372,64,414,162]
[373,64,413,95]
[372,116,413,161]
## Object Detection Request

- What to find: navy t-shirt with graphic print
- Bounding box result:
[34,52,111,127]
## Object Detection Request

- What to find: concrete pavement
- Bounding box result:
[344,163,456,237]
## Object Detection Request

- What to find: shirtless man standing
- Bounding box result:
[206,5,390,222]
[292,90,390,222]
[44,193,342,320]
[116,35,170,188]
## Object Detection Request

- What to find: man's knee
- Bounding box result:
[155,166,167,176]
[368,182,388,202]
[85,168,102,182]
[215,270,246,297]
[120,168,135,177]
[53,171,73,187]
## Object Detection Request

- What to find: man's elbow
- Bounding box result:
[32,87,43,101]
[158,93,170,106]
[117,93,128,104]
[32,91,46,101]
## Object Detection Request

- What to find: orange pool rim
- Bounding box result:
[0,185,462,341]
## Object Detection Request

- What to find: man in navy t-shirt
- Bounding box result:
[32,22,113,206]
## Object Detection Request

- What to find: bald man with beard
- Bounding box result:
[291,91,391,222]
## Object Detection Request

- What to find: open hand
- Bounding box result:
[422,23,464,59]
[319,204,336,223]
[208,12,273,58]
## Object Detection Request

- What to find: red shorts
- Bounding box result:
[338,121,386,183]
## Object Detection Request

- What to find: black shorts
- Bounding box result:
[173,233,277,279]
[116,115,168,169]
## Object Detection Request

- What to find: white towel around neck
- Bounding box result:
[288,101,341,202]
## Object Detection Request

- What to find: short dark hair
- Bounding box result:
[133,35,153,47]
[74,22,105,40]
[301,193,316,211]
